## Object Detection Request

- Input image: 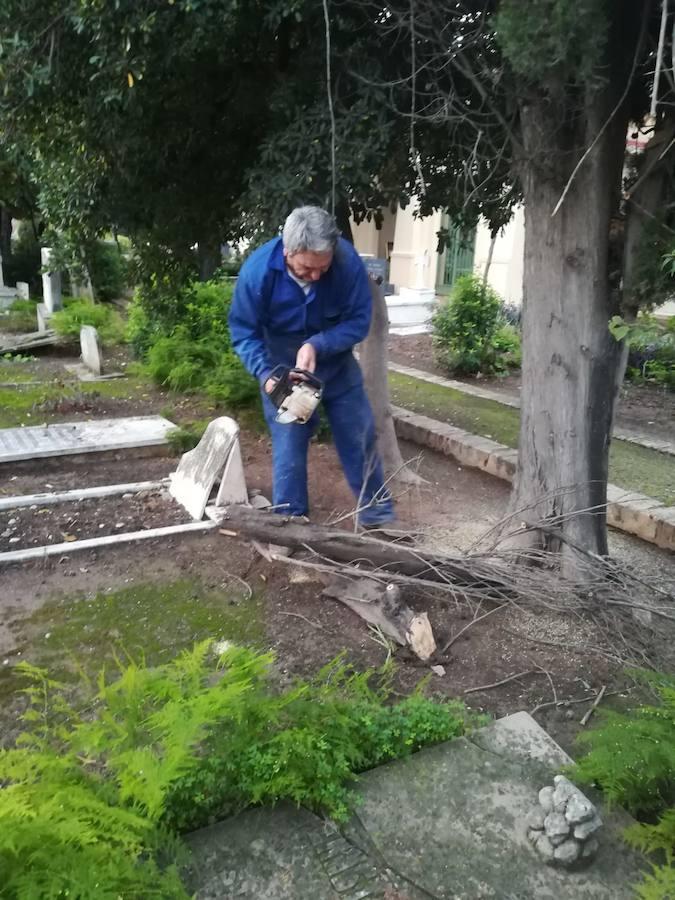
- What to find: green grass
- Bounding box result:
[0,373,154,428]
[2,579,264,693]
[390,372,675,506]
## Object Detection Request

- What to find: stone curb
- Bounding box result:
[389,361,675,458]
[391,405,675,551]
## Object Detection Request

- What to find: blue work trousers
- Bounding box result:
[262,382,394,527]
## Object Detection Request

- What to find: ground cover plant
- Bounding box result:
[572,671,675,900]
[0,640,480,899]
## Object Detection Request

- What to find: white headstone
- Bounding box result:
[41,247,62,313]
[16,282,29,300]
[36,303,52,333]
[169,417,248,520]
[80,325,102,375]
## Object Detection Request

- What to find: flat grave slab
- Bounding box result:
[0,416,177,463]
[186,713,646,900]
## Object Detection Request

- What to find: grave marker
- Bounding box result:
[80,324,102,375]
[40,247,62,312]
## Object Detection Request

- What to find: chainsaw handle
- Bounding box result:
[268,365,323,390]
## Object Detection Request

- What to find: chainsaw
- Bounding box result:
[267,366,323,424]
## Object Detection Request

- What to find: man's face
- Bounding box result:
[284,248,333,282]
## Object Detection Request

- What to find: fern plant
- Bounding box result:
[572,671,675,899]
[1,643,478,899]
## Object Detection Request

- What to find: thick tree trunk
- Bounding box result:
[197,236,220,281]
[361,276,424,483]
[510,91,628,572]
[0,207,12,266]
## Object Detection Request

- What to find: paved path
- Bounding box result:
[186,713,645,899]
[389,361,675,458]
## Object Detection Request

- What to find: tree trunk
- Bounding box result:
[197,236,220,281]
[361,276,424,483]
[0,207,12,266]
[510,87,629,573]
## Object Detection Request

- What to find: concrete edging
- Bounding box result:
[392,405,675,551]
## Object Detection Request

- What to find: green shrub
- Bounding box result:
[87,239,129,302]
[50,298,124,345]
[432,274,504,375]
[572,671,675,898]
[492,323,522,370]
[141,279,258,408]
[3,298,39,332]
[1,643,479,898]
[610,315,675,391]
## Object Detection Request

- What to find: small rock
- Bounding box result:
[527,828,541,844]
[549,832,569,847]
[1,529,11,537]
[430,664,446,677]
[554,838,581,865]
[534,834,555,863]
[122,493,133,500]
[565,791,596,825]
[544,812,570,840]
[539,786,555,813]
[114,522,125,529]
[552,775,575,812]
[8,517,16,525]
[574,814,602,840]
[527,808,546,831]
[581,837,600,858]
[8,537,20,544]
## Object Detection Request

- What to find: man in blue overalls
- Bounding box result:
[229,205,394,528]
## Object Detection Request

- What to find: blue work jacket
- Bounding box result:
[228,236,372,399]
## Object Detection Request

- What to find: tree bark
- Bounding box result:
[0,207,12,266]
[197,236,221,281]
[361,276,424,483]
[510,83,629,573]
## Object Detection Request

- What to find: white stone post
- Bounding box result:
[41,247,63,312]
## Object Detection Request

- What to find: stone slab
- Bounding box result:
[80,324,102,375]
[185,804,403,900]
[169,416,247,520]
[16,281,29,300]
[0,416,177,464]
[186,713,646,900]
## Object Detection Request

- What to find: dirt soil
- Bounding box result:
[388,333,675,444]
[1,341,674,758]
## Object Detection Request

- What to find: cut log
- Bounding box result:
[212,505,511,595]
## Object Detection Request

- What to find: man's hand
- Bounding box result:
[295,342,316,373]
[264,377,277,395]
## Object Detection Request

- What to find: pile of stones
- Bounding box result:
[527,774,603,867]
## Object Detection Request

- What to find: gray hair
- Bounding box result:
[282,206,340,254]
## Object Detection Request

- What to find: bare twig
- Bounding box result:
[279,611,327,631]
[463,670,541,695]
[580,685,607,727]
[441,602,508,654]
